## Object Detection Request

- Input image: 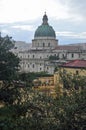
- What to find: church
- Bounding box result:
[13,13,86,74]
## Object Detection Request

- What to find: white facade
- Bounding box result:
[17,48,86,74]
[18,49,55,74]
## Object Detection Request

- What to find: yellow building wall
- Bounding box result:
[61,68,86,76]
[33,76,55,96]
[54,67,86,87]
[38,76,54,85]
[33,67,86,97]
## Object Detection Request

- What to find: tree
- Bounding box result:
[49,55,59,60]
[18,72,52,87]
[0,35,86,130]
[0,86,86,130]
[52,89,86,130]
[0,33,20,81]
[0,33,20,105]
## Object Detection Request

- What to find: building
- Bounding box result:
[13,13,86,74]
[54,59,86,89]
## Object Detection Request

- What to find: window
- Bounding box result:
[48,43,50,47]
[28,64,29,68]
[62,54,64,58]
[40,68,42,70]
[40,63,41,66]
[33,55,34,58]
[33,64,34,68]
[79,53,80,58]
[43,43,45,47]
[38,43,39,47]
[71,53,74,58]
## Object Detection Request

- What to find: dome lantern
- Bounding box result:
[42,12,48,25]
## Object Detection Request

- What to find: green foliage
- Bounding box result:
[53,89,86,130]
[59,69,86,90]
[0,34,14,52]
[18,72,53,87]
[0,33,20,81]
[0,85,86,130]
[54,66,59,72]
[0,33,20,105]
[49,55,59,60]
[0,83,20,105]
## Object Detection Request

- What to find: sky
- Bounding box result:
[0,0,86,45]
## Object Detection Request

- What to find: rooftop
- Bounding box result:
[54,45,82,51]
[61,60,86,68]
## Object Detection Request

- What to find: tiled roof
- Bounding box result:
[61,60,86,68]
[54,45,82,50]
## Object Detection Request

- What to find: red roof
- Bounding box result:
[54,45,82,50]
[61,60,86,68]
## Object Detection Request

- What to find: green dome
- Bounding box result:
[34,13,56,38]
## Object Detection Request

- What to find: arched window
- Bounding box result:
[38,43,39,47]
[33,55,34,58]
[71,53,74,58]
[43,43,45,47]
[79,53,80,58]
[33,64,34,68]
[62,54,64,58]
[48,43,50,47]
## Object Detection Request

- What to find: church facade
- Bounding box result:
[14,13,86,74]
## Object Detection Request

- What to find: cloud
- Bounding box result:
[60,0,86,22]
[0,0,86,24]
[68,0,86,15]
[56,31,86,39]
[12,25,34,31]
[0,0,69,23]
[1,29,10,34]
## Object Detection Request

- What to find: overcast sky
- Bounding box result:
[0,0,86,44]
